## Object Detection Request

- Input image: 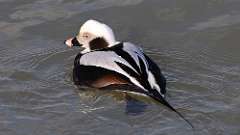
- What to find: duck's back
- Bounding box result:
[73,42,166,97]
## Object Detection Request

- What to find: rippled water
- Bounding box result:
[0,0,240,135]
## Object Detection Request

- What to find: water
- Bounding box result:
[0,0,240,134]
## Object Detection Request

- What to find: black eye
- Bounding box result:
[83,35,89,38]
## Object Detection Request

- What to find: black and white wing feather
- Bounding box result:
[79,42,166,97]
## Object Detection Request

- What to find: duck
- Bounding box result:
[65,19,193,128]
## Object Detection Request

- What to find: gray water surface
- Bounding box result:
[1,0,240,135]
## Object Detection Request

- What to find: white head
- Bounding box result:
[65,20,117,53]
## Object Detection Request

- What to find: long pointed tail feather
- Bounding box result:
[148,94,194,129]
[100,84,194,128]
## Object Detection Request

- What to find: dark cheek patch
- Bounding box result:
[89,37,109,50]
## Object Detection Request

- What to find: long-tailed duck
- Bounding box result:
[65,20,193,128]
